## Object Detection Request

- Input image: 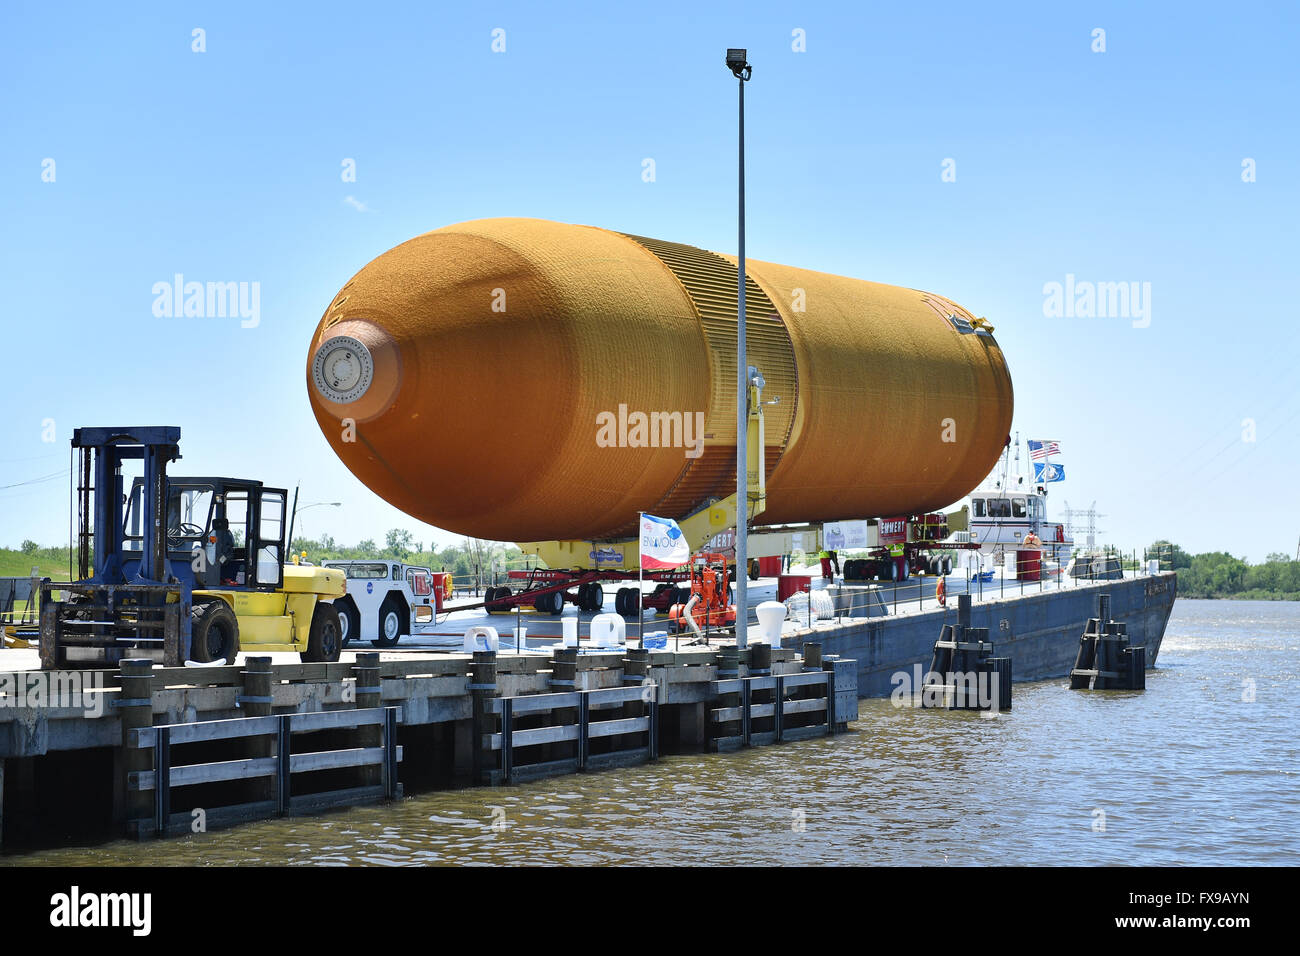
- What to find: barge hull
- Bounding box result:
[809,572,1176,698]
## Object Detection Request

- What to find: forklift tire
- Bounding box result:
[336,598,360,648]
[303,602,343,663]
[373,598,404,648]
[190,599,239,664]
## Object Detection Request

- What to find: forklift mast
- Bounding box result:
[41,427,191,669]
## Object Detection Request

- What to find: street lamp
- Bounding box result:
[726,47,752,649]
[289,500,341,547]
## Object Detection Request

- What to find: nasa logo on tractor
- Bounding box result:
[366,582,374,594]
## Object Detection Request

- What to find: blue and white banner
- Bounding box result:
[1034,462,1065,483]
[640,513,690,569]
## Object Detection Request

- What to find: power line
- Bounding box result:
[0,469,67,491]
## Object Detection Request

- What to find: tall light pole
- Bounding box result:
[289,500,341,546]
[726,48,752,649]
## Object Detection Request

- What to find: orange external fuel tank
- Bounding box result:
[306,218,1013,543]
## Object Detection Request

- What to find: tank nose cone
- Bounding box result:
[308,318,401,423]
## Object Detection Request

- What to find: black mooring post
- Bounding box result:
[153,726,170,837]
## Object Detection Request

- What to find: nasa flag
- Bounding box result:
[1034,462,1065,483]
[640,513,690,569]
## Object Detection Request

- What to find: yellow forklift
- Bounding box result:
[39,427,346,668]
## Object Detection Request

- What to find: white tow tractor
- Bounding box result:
[322,560,446,647]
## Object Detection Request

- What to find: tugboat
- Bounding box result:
[961,436,1074,573]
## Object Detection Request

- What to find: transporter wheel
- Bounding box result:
[898,558,910,582]
[190,599,239,664]
[531,590,558,615]
[373,598,404,648]
[749,559,760,581]
[880,560,895,582]
[943,557,953,575]
[577,582,592,610]
[335,597,360,648]
[586,582,604,612]
[302,602,342,663]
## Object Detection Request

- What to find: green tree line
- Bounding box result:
[1149,540,1300,600]
[4,531,528,588]
[288,530,527,585]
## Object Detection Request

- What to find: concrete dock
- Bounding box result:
[0,642,856,846]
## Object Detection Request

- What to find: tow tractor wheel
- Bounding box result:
[336,598,360,648]
[303,602,343,663]
[190,599,239,664]
[373,598,403,648]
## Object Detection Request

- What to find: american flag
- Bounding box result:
[1028,439,1060,460]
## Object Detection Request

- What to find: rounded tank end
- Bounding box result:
[308,319,402,423]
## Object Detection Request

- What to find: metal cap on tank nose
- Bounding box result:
[312,334,374,403]
[307,319,402,423]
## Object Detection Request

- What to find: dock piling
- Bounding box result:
[117,658,154,831]
[471,650,499,784]
[241,656,274,801]
[354,652,382,787]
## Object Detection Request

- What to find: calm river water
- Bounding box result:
[8,598,1298,866]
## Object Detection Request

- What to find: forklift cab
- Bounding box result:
[123,477,289,590]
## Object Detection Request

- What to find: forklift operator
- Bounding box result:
[212,517,239,584]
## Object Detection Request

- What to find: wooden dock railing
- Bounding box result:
[126,705,402,838]
[479,684,658,785]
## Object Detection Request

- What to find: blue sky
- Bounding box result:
[2,1,1297,561]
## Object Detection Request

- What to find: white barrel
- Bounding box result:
[561,614,578,647]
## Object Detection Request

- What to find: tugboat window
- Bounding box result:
[989,498,1011,518]
[1012,498,1028,518]
[973,499,986,517]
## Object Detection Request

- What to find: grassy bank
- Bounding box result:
[0,548,72,581]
